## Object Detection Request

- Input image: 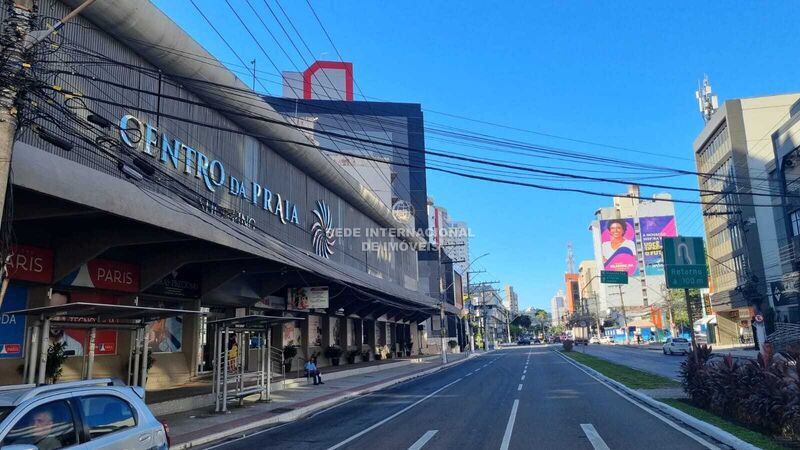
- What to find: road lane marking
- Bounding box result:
[521,375,525,380]
[523,369,527,374]
[517,384,522,391]
[554,351,717,449]
[500,399,519,450]
[580,424,610,450]
[326,378,462,450]
[408,430,438,450]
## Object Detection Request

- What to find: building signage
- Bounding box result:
[662,236,709,289]
[59,258,140,293]
[600,218,639,276]
[601,270,628,284]
[288,286,329,310]
[119,114,300,226]
[311,201,336,258]
[6,245,53,284]
[145,270,201,298]
[0,285,27,358]
[640,216,677,275]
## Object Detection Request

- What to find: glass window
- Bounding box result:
[3,400,77,450]
[78,395,136,439]
[791,210,800,237]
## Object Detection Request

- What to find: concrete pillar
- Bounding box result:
[366,319,376,358]
[339,317,348,362]
[354,319,364,348]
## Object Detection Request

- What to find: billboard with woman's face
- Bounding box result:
[600,218,639,276]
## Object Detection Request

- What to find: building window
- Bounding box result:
[791,210,800,237]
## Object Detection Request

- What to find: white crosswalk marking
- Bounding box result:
[408,430,438,450]
[581,424,610,450]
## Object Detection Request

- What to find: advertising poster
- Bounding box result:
[347,319,355,346]
[282,321,301,346]
[148,317,182,353]
[600,218,639,276]
[330,317,341,347]
[640,216,677,275]
[0,284,27,358]
[7,245,53,283]
[50,292,118,356]
[309,315,323,347]
[288,287,329,310]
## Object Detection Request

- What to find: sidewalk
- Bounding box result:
[162,351,480,449]
[612,342,760,358]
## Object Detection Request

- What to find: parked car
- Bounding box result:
[589,336,600,344]
[600,336,614,344]
[0,378,169,450]
[517,337,531,345]
[663,337,691,355]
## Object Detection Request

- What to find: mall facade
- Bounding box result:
[0,0,459,390]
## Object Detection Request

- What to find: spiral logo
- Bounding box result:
[311,200,336,258]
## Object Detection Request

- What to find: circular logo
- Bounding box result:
[311,201,336,259]
[754,314,764,323]
[391,200,415,224]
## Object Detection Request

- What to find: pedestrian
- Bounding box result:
[304,358,323,385]
[228,335,238,373]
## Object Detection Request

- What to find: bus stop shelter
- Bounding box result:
[9,302,203,398]
[208,315,301,413]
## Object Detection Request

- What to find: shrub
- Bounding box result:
[324,345,343,359]
[447,340,458,350]
[46,342,68,384]
[283,345,298,360]
[680,344,713,409]
[562,339,574,352]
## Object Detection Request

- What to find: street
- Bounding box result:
[206,347,717,450]
[578,344,684,381]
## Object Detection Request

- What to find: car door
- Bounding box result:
[0,396,87,450]
[74,392,152,450]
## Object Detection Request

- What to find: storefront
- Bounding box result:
[1,0,457,388]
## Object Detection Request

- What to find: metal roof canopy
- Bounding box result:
[9,302,204,326]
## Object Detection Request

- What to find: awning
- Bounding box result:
[694,315,717,327]
[8,302,203,328]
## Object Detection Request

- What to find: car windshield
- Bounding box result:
[0,406,13,422]
[673,338,689,343]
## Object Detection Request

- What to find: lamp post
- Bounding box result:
[464,253,489,351]
[580,275,603,339]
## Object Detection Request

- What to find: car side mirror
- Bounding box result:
[2,445,39,450]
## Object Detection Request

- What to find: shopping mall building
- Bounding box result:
[0,0,458,390]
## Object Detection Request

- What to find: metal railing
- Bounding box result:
[766,322,800,352]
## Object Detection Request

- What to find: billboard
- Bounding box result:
[288,287,329,310]
[640,216,677,275]
[600,218,639,276]
[50,292,118,356]
[0,285,27,358]
[148,317,182,353]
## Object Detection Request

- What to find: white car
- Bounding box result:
[663,337,691,355]
[589,336,600,344]
[600,336,614,344]
[0,378,169,450]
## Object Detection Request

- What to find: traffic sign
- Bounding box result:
[601,270,628,284]
[754,314,764,323]
[662,236,709,289]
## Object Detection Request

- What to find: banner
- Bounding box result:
[282,321,301,346]
[288,287,329,310]
[7,245,53,283]
[0,284,27,358]
[50,292,118,356]
[309,315,323,347]
[640,216,677,275]
[148,317,182,353]
[600,218,639,276]
[59,259,139,293]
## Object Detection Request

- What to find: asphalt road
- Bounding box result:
[579,344,685,380]
[205,346,718,450]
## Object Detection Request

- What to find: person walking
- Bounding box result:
[304,358,323,385]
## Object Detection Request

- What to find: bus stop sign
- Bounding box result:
[662,236,709,289]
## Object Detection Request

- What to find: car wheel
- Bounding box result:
[663,348,667,355]
[668,348,673,355]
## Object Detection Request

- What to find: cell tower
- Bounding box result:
[695,74,719,123]
[566,241,575,274]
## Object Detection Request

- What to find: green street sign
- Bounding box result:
[601,270,628,284]
[662,236,709,289]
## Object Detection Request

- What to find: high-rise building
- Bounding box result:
[578,260,602,316]
[550,290,565,326]
[695,93,800,343]
[589,185,678,313]
[504,285,519,315]
[564,273,580,315]
[427,198,470,278]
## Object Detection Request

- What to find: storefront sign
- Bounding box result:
[145,270,201,298]
[59,258,140,293]
[0,285,27,358]
[119,114,299,226]
[288,287,329,309]
[6,245,53,283]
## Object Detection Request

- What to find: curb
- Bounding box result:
[170,352,481,449]
[554,351,758,450]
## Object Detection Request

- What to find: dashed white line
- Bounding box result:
[500,399,520,450]
[325,378,462,450]
[580,424,610,450]
[408,430,438,450]
[523,369,527,374]
[521,375,525,381]
[517,384,523,391]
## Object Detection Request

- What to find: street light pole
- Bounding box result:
[618,284,630,345]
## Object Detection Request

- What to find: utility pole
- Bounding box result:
[437,245,447,364]
[618,284,630,345]
[0,0,35,231]
[250,59,257,90]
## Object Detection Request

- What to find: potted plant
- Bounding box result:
[361,349,370,362]
[324,345,343,366]
[448,340,458,352]
[374,347,382,360]
[404,343,412,357]
[346,349,359,364]
[283,345,297,373]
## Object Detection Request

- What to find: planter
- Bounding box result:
[347,356,356,364]
[361,353,370,362]
[375,354,382,360]
[331,357,340,366]
[283,362,292,374]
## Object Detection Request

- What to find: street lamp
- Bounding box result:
[579,275,603,340]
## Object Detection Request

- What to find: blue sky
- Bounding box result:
[153,0,800,311]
